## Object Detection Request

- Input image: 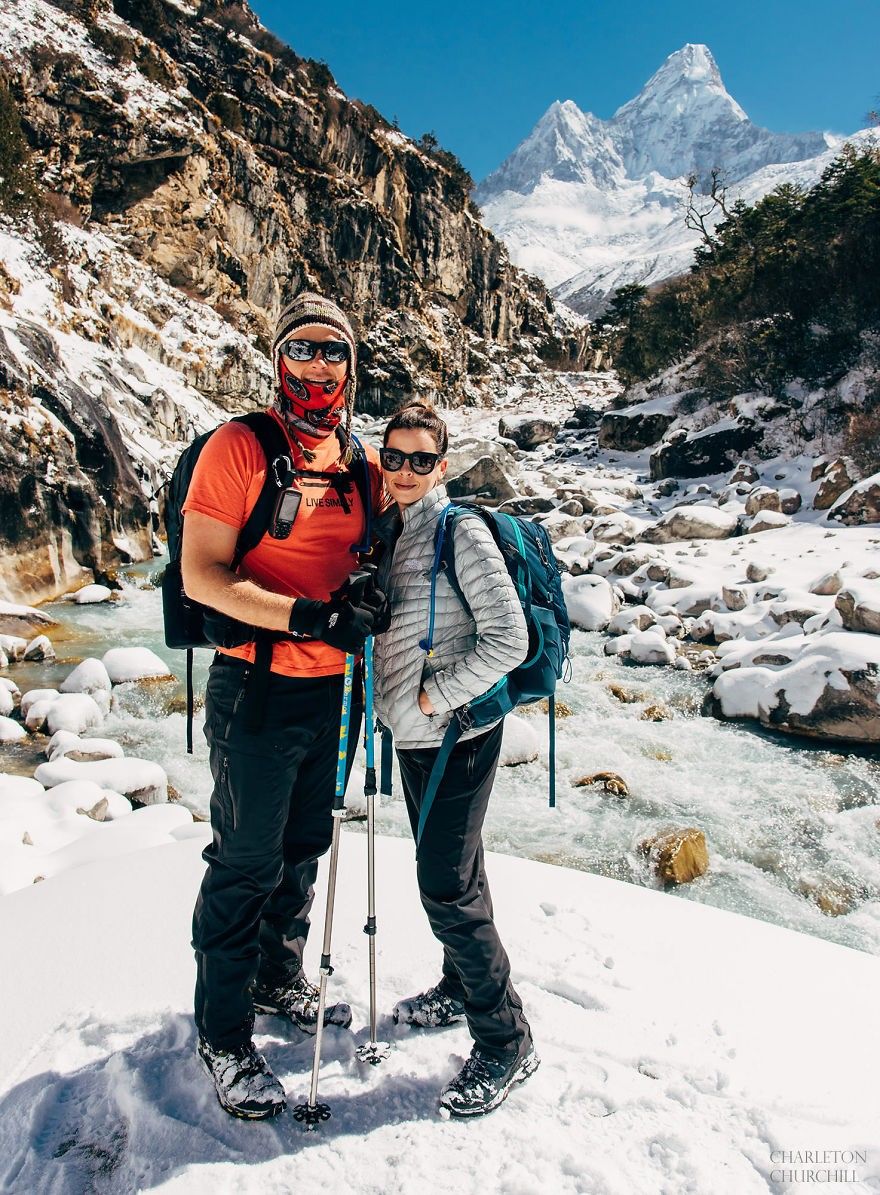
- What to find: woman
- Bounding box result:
[372,402,538,1118]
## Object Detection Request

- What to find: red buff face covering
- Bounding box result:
[276,359,347,440]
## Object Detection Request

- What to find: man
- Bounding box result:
[182,292,385,1119]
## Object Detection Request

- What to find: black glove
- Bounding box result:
[363,582,391,635]
[289,587,377,654]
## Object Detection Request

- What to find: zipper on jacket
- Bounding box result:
[224,677,248,739]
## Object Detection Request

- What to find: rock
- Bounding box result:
[101,647,173,685]
[558,499,584,517]
[33,756,168,804]
[642,506,738,543]
[497,496,555,516]
[500,715,540,765]
[746,562,772,582]
[813,457,860,510]
[654,479,679,497]
[646,563,670,583]
[626,630,676,665]
[744,487,782,516]
[498,415,559,450]
[606,683,646,703]
[539,511,587,543]
[640,704,672,721]
[46,730,124,762]
[650,421,761,481]
[562,575,620,631]
[72,584,114,605]
[809,570,843,596]
[779,488,802,515]
[598,409,675,451]
[0,601,58,637]
[591,513,639,545]
[45,693,104,736]
[566,404,601,430]
[23,635,55,662]
[810,457,831,482]
[60,658,113,695]
[77,797,110,822]
[729,461,759,484]
[746,510,790,533]
[0,716,27,742]
[826,472,880,526]
[722,586,747,611]
[639,829,709,885]
[608,607,655,635]
[835,584,880,635]
[574,772,629,797]
[0,635,27,661]
[446,456,517,504]
[797,877,861,917]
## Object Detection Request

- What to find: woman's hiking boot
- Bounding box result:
[392,981,466,1028]
[197,1036,286,1120]
[253,973,352,1034]
[438,1040,540,1118]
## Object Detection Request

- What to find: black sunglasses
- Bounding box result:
[280,338,349,364]
[380,447,444,475]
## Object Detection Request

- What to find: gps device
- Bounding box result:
[270,488,302,539]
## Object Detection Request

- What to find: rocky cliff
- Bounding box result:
[0,0,586,602]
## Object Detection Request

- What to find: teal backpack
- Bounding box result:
[380,502,571,850]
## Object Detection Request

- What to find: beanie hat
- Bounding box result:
[271,292,358,459]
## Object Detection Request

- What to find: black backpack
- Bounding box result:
[160,412,373,750]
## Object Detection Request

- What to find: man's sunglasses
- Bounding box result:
[280,338,349,364]
[380,447,444,475]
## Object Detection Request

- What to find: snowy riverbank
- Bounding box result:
[1,831,878,1194]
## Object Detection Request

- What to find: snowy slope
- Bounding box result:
[1,832,878,1193]
[476,45,859,312]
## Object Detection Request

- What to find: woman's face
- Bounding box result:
[383,428,447,508]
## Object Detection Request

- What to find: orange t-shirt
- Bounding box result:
[182,411,384,677]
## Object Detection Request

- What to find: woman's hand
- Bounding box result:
[418,688,435,716]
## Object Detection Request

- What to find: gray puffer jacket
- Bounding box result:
[373,485,529,750]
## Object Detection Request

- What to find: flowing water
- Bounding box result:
[5,566,880,957]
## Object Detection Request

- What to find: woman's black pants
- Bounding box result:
[396,721,531,1058]
[192,656,361,1051]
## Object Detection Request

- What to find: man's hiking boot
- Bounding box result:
[253,974,352,1034]
[392,981,466,1028]
[439,1040,540,1118]
[197,1036,286,1120]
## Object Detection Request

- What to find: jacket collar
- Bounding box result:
[400,484,449,534]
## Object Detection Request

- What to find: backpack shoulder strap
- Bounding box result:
[345,431,373,555]
[230,412,290,568]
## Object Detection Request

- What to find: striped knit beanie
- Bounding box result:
[272,292,358,457]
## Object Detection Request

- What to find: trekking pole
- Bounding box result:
[293,650,355,1130]
[355,636,391,1065]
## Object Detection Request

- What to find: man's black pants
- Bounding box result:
[396,721,530,1058]
[193,656,362,1050]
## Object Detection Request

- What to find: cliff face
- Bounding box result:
[0,0,586,602]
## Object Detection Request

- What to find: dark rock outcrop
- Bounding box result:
[650,420,762,480]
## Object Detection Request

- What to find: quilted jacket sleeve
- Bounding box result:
[420,514,529,715]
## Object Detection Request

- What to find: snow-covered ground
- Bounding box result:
[1,831,878,1194]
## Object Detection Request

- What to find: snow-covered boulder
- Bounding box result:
[46,730,124,763]
[809,570,844,596]
[0,600,57,635]
[626,630,677,665]
[24,635,55,662]
[746,510,790,534]
[42,694,104,737]
[746,561,772,582]
[744,486,782,516]
[33,756,169,804]
[0,635,27,661]
[38,780,132,821]
[827,471,880,525]
[0,716,26,742]
[835,582,880,635]
[538,510,588,543]
[641,506,738,543]
[71,584,113,604]
[813,457,860,509]
[101,648,172,685]
[500,715,539,766]
[0,687,15,718]
[712,631,880,742]
[608,606,656,635]
[591,512,641,545]
[446,456,517,504]
[498,414,559,450]
[59,658,113,695]
[562,575,619,631]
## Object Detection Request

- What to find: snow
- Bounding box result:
[499,714,539,766]
[102,646,173,684]
[32,756,168,807]
[59,658,112,695]
[0,717,26,742]
[0,833,877,1192]
[70,584,113,605]
[562,574,618,630]
[44,693,104,736]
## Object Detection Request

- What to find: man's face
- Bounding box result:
[281,324,349,386]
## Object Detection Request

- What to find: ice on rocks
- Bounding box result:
[500,714,540,766]
[33,756,169,804]
[102,647,172,684]
[60,658,113,695]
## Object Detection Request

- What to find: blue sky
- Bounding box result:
[251,0,877,181]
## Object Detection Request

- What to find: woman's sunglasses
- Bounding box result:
[280,338,349,364]
[380,448,443,475]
